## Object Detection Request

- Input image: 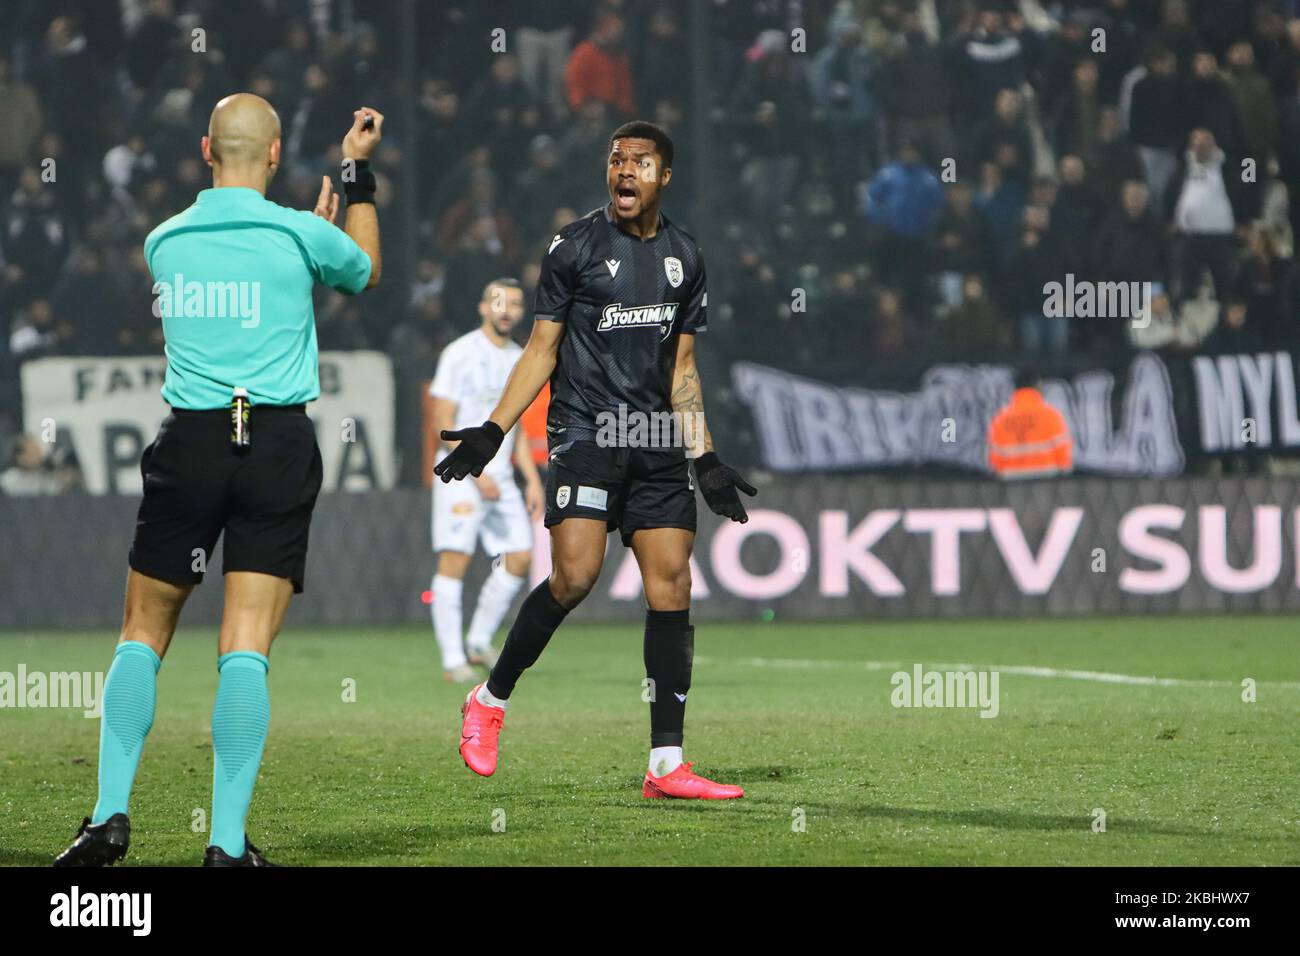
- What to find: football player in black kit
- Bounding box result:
[437,121,755,799]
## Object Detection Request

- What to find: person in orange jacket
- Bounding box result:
[519,381,550,473]
[987,371,1073,479]
[564,15,636,116]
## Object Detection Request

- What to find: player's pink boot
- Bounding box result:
[642,761,744,799]
[459,683,504,777]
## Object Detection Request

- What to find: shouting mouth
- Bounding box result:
[615,182,638,212]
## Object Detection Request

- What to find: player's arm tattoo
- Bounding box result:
[671,346,714,457]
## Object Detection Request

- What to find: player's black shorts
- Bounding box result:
[544,440,696,546]
[128,405,323,593]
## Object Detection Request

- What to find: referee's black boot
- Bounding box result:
[202,835,278,867]
[53,813,131,867]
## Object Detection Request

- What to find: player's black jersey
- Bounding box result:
[535,204,707,445]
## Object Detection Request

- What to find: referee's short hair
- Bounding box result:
[609,121,674,170]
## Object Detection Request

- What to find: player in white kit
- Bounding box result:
[430,278,544,682]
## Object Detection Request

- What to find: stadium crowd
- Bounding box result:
[2,0,1299,490]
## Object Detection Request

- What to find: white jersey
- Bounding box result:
[429,328,524,481]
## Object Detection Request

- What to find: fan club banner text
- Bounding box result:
[732,351,1300,476]
[20,352,396,494]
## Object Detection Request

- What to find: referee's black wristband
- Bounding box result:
[342,158,377,205]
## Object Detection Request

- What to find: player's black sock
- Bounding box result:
[486,581,570,700]
[644,608,693,747]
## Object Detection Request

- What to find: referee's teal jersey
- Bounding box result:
[144,186,372,409]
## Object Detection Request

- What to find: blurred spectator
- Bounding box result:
[864,139,943,237]
[1050,57,1103,159]
[1093,180,1170,289]
[1155,0,1202,71]
[0,434,83,496]
[1013,204,1069,356]
[284,64,351,164]
[437,170,519,264]
[1232,226,1289,341]
[1183,50,1245,160]
[971,88,1035,188]
[931,182,988,307]
[1168,128,1240,301]
[510,135,574,240]
[933,273,1011,357]
[1084,106,1144,205]
[125,0,180,91]
[1222,40,1277,164]
[947,8,1030,124]
[32,15,105,155]
[811,8,876,207]
[1128,283,1217,350]
[565,14,635,117]
[1052,156,1101,271]
[8,299,70,362]
[257,20,314,105]
[103,135,157,199]
[417,78,467,188]
[0,56,44,177]
[973,160,1027,277]
[877,9,951,164]
[870,286,919,364]
[864,139,943,301]
[635,8,690,123]
[732,31,810,224]
[517,2,581,120]
[2,167,70,304]
[50,248,116,355]
[466,54,542,140]
[1201,298,1264,353]
[1129,46,1183,209]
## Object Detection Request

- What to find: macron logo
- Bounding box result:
[548,235,564,254]
[674,692,687,703]
[605,258,621,278]
[50,886,151,936]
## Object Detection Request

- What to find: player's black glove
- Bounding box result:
[434,421,505,481]
[693,452,757,523]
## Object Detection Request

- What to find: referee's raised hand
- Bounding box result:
[435,421,505,482]
[342,107,384,160]
[312,176,339,223]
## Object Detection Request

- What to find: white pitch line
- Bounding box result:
[693,656,1300,690]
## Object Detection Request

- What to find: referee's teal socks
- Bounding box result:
[91,641,161,824]
[210,651,270,858]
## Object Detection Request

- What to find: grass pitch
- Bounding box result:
[2,616,1297,866]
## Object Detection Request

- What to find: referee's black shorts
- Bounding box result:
[128,405,323,593]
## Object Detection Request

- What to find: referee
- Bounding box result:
[54,94,383,867]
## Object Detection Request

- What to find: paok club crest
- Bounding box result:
[663,256,684,288]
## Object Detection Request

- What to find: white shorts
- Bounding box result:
[433,475,533,557]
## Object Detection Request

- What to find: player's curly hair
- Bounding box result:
[608,121,674,170]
